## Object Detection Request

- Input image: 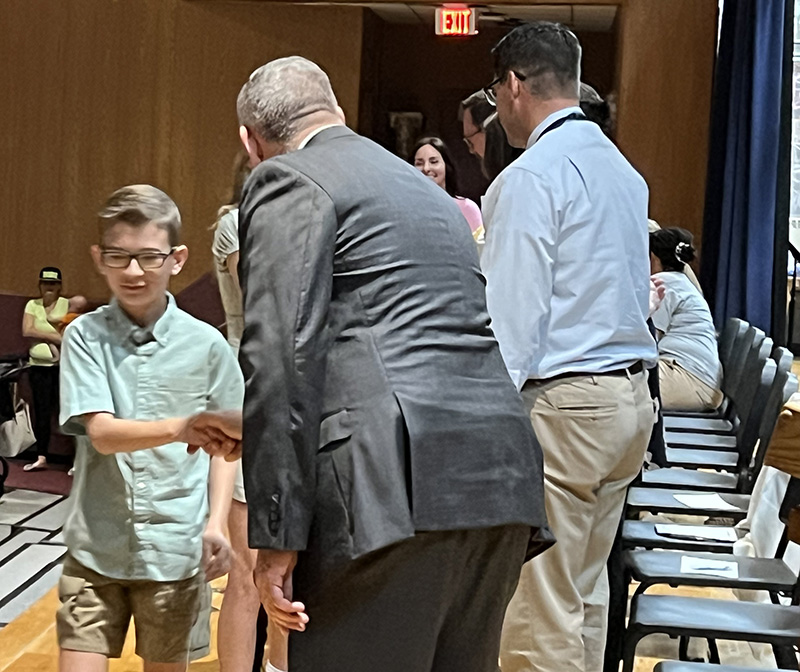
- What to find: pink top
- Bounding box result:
[454,197,483,234]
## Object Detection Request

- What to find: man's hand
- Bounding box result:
[202,525,233,581]
[649,276,666,317]
[254,549,309,632]
[182,411,243,460]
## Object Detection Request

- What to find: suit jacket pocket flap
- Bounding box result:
[319,409,353,449]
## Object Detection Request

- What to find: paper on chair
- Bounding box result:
[655,524,738,543]
[672,493,740,511]
[680,555,739,579]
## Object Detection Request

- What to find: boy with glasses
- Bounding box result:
[56,184,243,672]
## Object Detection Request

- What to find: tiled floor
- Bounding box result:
[0,489,67,629]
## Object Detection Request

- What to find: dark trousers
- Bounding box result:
[289,525,530,672]
[28,365,59,459]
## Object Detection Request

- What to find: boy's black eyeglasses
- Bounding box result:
[100,247,177,270]
[484,71,527,106]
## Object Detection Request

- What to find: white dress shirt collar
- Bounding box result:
[297,124,343,150]
[526,106,584,148]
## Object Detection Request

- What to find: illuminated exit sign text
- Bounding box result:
[435,6,477,36]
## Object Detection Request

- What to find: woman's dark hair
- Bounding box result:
[213,151,252,229]
[412,136,461,198]
[227,151,252,207]
[482,118,524,182]
[579,83,613,137]
[650,227,696,272]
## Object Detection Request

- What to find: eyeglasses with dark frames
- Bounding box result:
[100,247,178,270]
[484,71,527,107]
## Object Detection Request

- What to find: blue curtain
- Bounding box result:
[701,0,792,335]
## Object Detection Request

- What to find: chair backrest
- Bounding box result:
[718,317,747,369]
[772,345,794,375]
[779,476,800,528]
[731,337,773,431]
[787,504,800,546]
[776,478,800,578]
[741,370,798,491]
[721,325,762,398]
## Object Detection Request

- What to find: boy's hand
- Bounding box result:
[202,526,232,581]
[254,549,309,632]
[182,411,242,458]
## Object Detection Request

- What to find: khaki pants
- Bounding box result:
[658,358,723,412]
[500,370,654,672]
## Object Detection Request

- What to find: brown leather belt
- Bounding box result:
[525,360,645,388]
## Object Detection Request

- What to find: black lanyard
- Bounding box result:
[537,112,587,141]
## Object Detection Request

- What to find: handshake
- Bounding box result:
[182,410,243,461]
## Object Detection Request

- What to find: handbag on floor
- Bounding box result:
[0,383,36,457]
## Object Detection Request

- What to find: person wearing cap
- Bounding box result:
[21,267,69,471]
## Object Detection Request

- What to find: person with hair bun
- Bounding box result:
[650,227,723,411]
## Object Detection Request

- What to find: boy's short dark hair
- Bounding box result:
[99,185,181,246]
[492,22,581,100]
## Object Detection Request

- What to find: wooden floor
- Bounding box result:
[0,578,776,672]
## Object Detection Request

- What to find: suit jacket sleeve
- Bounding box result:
[238,162,337,551]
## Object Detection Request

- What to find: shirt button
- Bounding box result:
[136,482,146,489]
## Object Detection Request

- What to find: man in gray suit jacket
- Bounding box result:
[234,56,552,672]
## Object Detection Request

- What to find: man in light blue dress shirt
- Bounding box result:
[481,22,658,672]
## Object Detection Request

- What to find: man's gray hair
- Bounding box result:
[237,56,338,144]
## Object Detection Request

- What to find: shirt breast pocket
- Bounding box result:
[153,375,208,417]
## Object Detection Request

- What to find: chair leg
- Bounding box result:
[620,629,643,672]
[678,636,690,661]
[771,643,800,670]
[707,639,720,664]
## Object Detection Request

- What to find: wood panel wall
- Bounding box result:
[0,0,719,300]
[615,0,719,253]
[0,0,364,299]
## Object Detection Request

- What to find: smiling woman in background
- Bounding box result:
[21,267,69,471]
[413,136,484,241]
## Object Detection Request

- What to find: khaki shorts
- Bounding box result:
[187,581,212,661]
[56,555,205,663]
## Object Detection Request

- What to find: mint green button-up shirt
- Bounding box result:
[59,295,244,581]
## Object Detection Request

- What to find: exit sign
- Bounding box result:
[435,6,477,36]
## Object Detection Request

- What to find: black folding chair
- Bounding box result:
[620,501,800,672]
[641,364,795,494]
[660,368,795,478]
[664,321,760,428]
[665,336,772,446]
[625,477,800,605]
[654,659,796,672]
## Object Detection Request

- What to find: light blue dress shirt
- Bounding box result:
[482,107,657,389]
[59,294,244,581]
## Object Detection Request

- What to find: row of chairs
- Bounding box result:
[615,318,800,672]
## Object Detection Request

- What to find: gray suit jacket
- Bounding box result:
[239,126,551,561]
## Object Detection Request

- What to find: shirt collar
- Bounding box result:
[297,124,343,150]
[527,106,584,148]
[108,293,176,347]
